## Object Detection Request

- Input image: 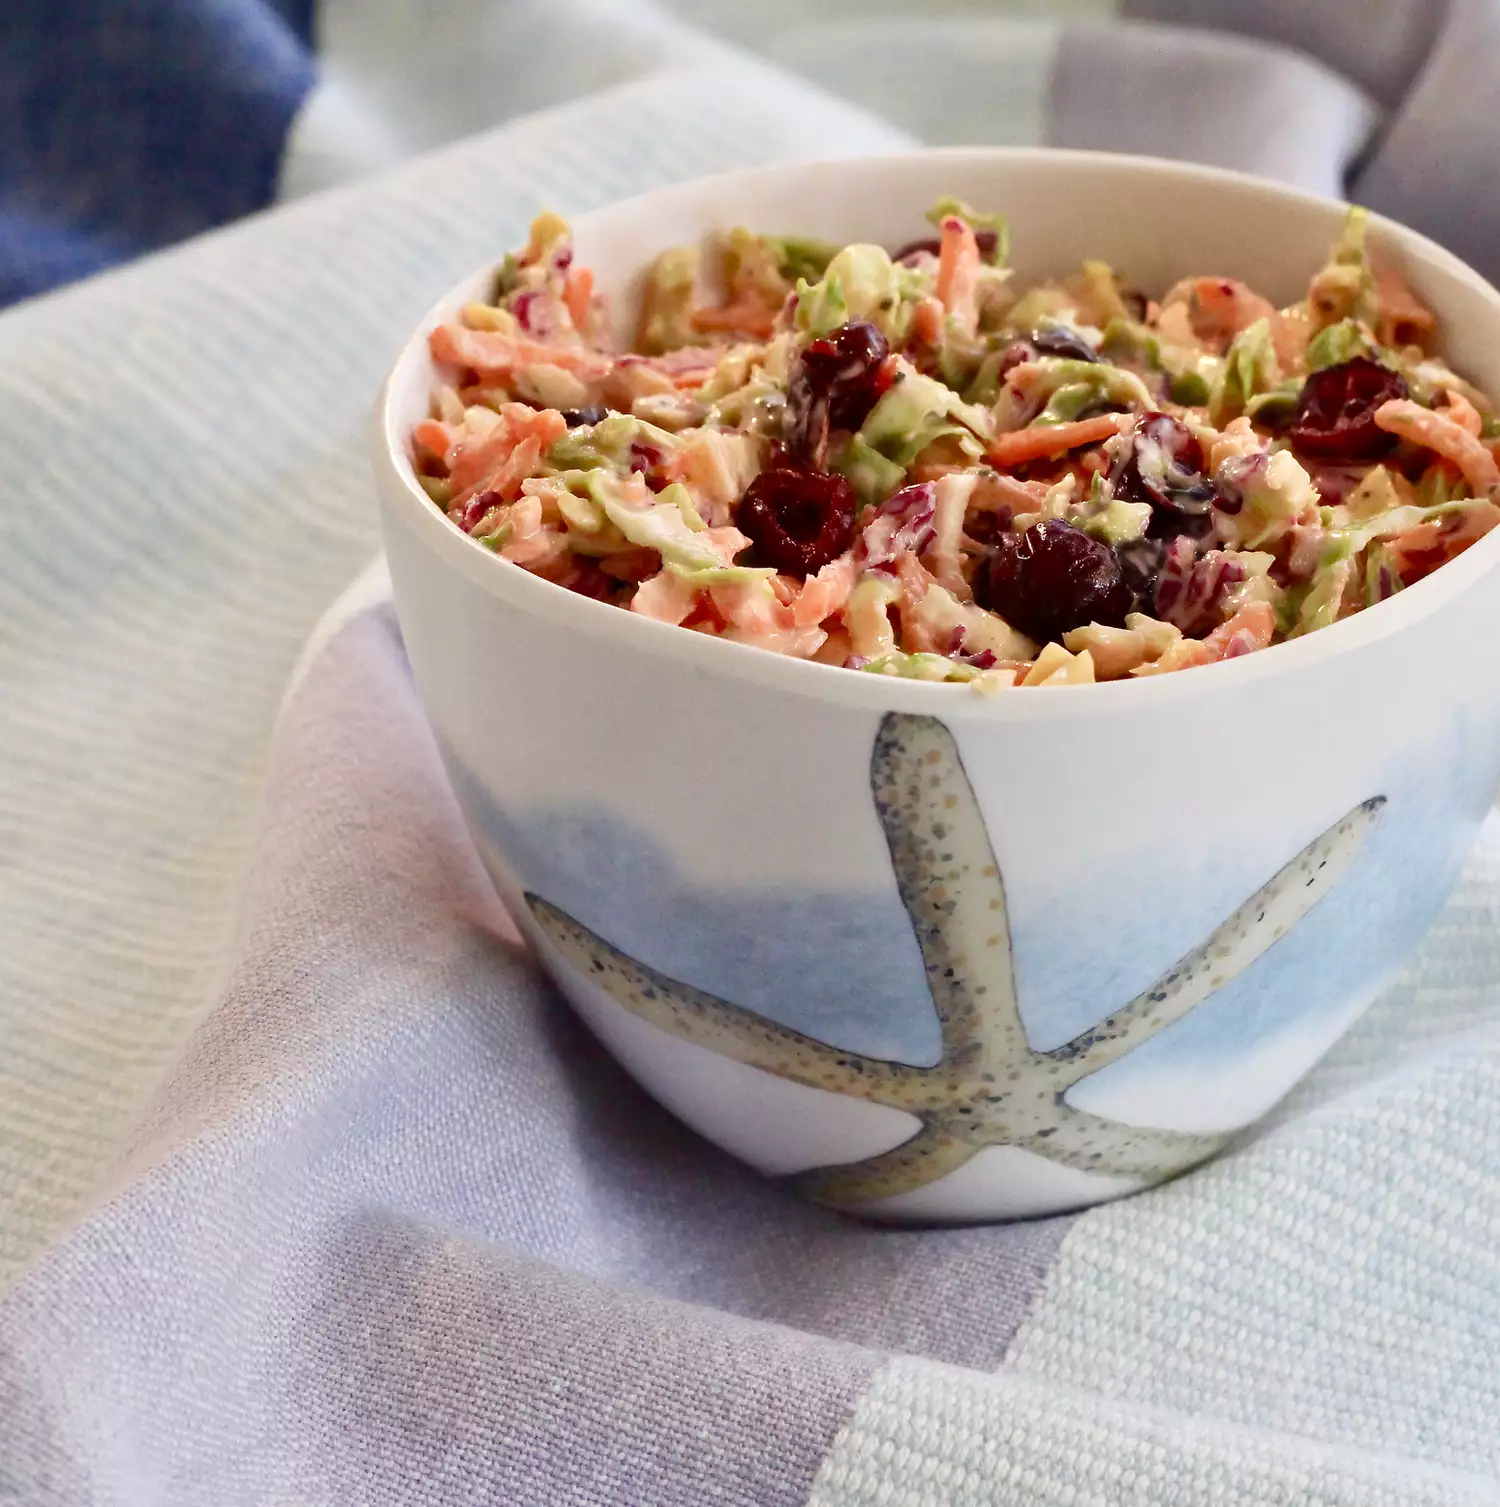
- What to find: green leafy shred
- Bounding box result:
[794,243,908,337]
[766,235,840,284]
[418,474,453,507]
[1310,206,1381,329]
[833,434,907,506]
[1364,543,1403,606]
[1245,379,1303,429]
[1304,318,1377,372]
[636,245,704,354]
[1211,318,1279,424]
[492,252,522,301]
[925,197,1010,267]
[858,368,990,465]
[860,651,987,682]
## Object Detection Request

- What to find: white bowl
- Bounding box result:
[374,149,1500,1223]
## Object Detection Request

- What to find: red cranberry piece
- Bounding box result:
[998,327,1100,382]
[1110,412,1219,539]
[892,229,1000,263]
[1289,357,1409,461]
[461,487,504,532]
[567,560,615,600]
[786,321,890,467]
[1116,535,1167,614]
[737,468,857,578]
[1120,289,1149,322]
[891,234,940,262]
[815,322,891,430]
[976,519,1132,643]
[997,341,1039,381]
[1028,326,1099,362]
[561,405,609,427]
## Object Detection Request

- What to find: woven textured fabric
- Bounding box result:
[808,824,1500,1501]
[0,590,1066,1506]
[810,1353,1500,1505]
[1001,839,1500,1479]
[7,4,1500,1504]
[0,59,905,1282]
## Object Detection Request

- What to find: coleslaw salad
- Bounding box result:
[405,196,1500,693]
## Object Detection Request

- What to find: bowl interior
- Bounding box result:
[380,148,1500,706]
[576,151,1500,370]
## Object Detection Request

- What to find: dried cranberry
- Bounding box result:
[1116,535,1167,614]
[891,234,940,262]
[561,406,609,427]
[997,326,1100,382]
[1289,357,1409,461]
[1028,326,1100,362]
[892,229,999,263]
[1120,289,1149,322]
[964,509,1009,548]
[1110,412,1219,539]
[976,519,1132,643]
[461,487,504,532]
[815,323,890,430]
[786,321,890,467]
[737,468,857,578]
[997,341,1039,381]
[567,561,615,600]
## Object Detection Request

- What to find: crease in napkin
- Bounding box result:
[7,561,1500,1507]
[7,3,1500,1504]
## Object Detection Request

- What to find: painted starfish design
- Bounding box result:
[527,713,1384,1210]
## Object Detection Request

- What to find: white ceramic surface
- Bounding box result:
[374,149,1500,1223]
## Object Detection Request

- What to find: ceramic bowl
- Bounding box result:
[374,149,1500,1223]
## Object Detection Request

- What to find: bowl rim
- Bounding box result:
[376,144,1500,721]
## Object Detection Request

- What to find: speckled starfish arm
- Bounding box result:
[1046,794,1388,1074]
[524,712,1385,1208]
[790,1132,978,1208]
[791,1113,1228,1207]
[527,896,929,1106]
[869,713,1026,1079]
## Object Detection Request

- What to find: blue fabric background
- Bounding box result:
[0,1,314,306]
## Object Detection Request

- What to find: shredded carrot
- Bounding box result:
[987,414,1128,469]
[563,266,594,332]
[1203,600,1276,658]
[1159,277,1276,354]
[1132,639,1217,676]
[1374,399,1500,495]
[413,419,455,461]
[1269,305,1315,369]
[487,436,544,505]
[790,552,858,629]
[447,406,567,505]
[632,569,701,625]
[689,297,777,339]
[910,296,945,347]
[1131,601,1274,677]
[935,216,980,336]
[1373,261,1436,347]
[1441,388,1483,437]
[430,323,612,380]
[1387,500,1500,581]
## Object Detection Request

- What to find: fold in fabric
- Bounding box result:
[7,4,1500,1503]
